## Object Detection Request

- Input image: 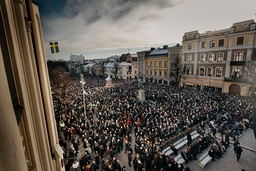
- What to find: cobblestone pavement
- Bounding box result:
[115,128,256,171]
[72,121,256,171]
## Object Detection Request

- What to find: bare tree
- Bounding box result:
[170,59,184,84]
[101,63,106,78]
[112,62,119,79]
[245,50,256,138]
[49,66,72,97]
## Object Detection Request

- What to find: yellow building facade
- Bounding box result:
[137,45,182,85]
[0,0,63,170]
[181,20,256,96]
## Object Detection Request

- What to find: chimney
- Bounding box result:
[163,45,168,49]
[151,47,155,51]
[176,43,180,47]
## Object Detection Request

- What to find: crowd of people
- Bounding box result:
[51,75,253,171]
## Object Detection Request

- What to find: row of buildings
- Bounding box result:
[69,19,256,96]
[67,53,139,80]
[137,20,256,96]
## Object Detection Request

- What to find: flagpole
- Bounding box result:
[44,38,66,42]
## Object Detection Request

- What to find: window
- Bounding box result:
[187,55,192,62]
[164,70,167,77]
[201,41,206,49]
[150,61,152,67]
[150,70,152,75]
[234,68,241,77]
[164,61,167,68]
[188,43,192,50]
[159,70,162,76]
[208,67,214,76]
[200,68,205,76]
[209,54,214,62]
[218,39,224,47]
[209,40,215,48]
[159,61,162,68]
[146,70,148,75]
[237,36,244,45]
[186,67,191,75]
[154,61,157,67]
[145,61,148,66]
[154,69,157,76]
[235,52,242,61]
[216,68,222,77]
[217,53,223,62]
[201,54,206,62]
[171,62,174,68]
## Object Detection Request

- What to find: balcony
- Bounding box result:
[230,61,245,66]
[224,76,247,83]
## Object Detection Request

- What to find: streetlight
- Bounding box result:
[80,74,86,125]
[208,66,214,92]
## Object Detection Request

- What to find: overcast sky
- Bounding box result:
[35,0,256,61]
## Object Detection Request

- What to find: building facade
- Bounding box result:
[70,54,84,64]
[0,0,63,170]
[181,20,256,96]
[137,45,182,85]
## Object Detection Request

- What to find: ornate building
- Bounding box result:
[0,0,63,170]
[181,20,256,95]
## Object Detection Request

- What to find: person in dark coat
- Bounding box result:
[137,160,143,171]
[133,157,138,171]
[128,151,132,167]
[181,149,189,164]
[145,154,152,171]
[187,132,192,146]
[170,143,177,156]
[233,139,240,154]
[208,146,216,161]
[235,144,243,161]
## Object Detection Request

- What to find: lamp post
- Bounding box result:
[208,66,214,92]
[80,74,86,125]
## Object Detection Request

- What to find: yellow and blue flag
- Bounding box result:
[49,42,59,53]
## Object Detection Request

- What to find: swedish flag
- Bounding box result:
[49,42,59,53]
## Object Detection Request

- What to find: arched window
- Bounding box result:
[201,54,206,62]
[235,52,242,61]
[208,54,214,62]
[200,67,205,76]
[217,53,223,62]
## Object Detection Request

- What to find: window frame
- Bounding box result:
[187,55,192,62]
[236,36,244,45]
[154,61,157,67]
[234,52,243,61]
[186,65,192,75]
[208,53,215,62]
[188,43,192,50]
[201,41,206,49]
[159,61,162,68]
[208,67,214,76]
[164,69,167,77]
[216,67,222,77]
[217,53,224,62]
[234,68,241,78]
[199,67,205,76]
[164,61,167,68]
[209,40,215,48]
[159,70,162,76]
[200,54,206,62]
[218,39,225,47]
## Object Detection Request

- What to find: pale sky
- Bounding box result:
[36,0,256,61]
